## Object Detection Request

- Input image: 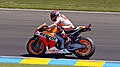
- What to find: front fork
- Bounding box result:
[33,36,42,49]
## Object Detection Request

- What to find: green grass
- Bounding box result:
[0,0,120,12]
[0,63,76,67]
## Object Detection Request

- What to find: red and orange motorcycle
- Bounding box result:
[27,23,95,59]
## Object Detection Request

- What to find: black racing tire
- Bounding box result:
[27,36,46,56]
[74,37,95,59]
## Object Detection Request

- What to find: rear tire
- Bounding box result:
[74,37,95,59]
[27,36,46,56]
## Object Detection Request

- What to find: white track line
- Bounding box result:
[0,8,120,15]
[0,55,120,62]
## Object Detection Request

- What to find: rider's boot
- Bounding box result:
[59,44,71,54]
[59,48,71,53]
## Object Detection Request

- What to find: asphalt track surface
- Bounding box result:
[0,9,120,61]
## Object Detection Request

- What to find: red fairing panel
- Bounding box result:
[39,36,57,48]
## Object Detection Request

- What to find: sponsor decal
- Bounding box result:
[36,32,58,42]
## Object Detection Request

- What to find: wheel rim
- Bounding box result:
[76,40,92,55]
[28,40,44,55]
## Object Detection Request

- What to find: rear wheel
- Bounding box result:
[27,37,46,56]
[74,37,95,59]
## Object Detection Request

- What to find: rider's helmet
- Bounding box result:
[50,10,60,22]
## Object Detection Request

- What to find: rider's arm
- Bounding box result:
[48,23,57,28]
[48,18,61,28]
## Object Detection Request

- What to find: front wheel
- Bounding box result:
[74,37,95,59]
[27,36,46,56]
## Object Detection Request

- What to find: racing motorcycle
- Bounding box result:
[26,23,95,59]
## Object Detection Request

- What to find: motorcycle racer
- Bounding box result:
[27,13,94,58]
[49,10,75,53]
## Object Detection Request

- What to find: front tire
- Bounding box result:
[74,37,95,59]
[27,36,46,56]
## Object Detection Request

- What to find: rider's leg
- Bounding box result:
[62,34,71,44]
[56,34,64,49]
[56,34,71,53]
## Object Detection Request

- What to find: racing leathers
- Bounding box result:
[49,14,75,50]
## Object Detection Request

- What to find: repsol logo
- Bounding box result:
[39,32,58,42]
